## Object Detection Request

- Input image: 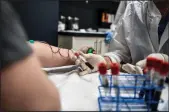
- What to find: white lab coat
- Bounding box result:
[105,1,169,111]
[114,1,127,26]
[110,1,127,32]
[105,1,169,64]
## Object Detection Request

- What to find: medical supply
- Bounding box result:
[138,66,148,99]
[148,58,163,110]
[144,57,156,106]
[98,62,108,87]
[98,59,166,111]
[151,59,163,106]
[87,48,96,54]
[139,56,154,99]
[79,46,96,54]
[74,52,107,76]
[74,52,94,70]
[151,61,169,111]
[110,63,119,90]
[110,63,120,111]
[98,73,164,111]
[98,62,109,99]
[152,59,163,82]
[42,65,79,73]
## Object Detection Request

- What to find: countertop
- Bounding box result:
[58,30,106,37]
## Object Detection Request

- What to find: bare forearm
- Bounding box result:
[1,53,61,111]
[29,42,74,67]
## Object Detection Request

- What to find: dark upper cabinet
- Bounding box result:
[10,0,59,46]
[59,0,119,29]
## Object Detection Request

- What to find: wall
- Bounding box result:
[59,0,119,29]
[10,0,59,46]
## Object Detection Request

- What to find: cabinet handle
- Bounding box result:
[97,40,102,54]
[95,40,98,54]
[99,40,102,54]
[94,41,97,52]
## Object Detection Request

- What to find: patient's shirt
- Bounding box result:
[0,1,32,70]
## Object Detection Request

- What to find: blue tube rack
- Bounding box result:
[98,74,164,111]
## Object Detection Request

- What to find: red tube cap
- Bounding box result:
[143,67,148,74]
[146,57,156,70]
[98,62,107,75]
[153,59,163,72]
[160,62,169,76]
[74,52,79,57]
[110,63,119,75]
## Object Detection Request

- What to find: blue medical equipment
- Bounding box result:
[98,74,164,111]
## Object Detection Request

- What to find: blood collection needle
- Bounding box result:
[74,52,94,70]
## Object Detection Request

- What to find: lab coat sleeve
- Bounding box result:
[1,1,33,69]
[104,3,132,64]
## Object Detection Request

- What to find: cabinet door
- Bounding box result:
[96,38,109,55]
[58,35,72,49]
[72,37,97,51]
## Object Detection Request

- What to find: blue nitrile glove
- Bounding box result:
[105,31,113,44]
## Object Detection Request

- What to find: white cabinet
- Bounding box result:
[72,37,97,51]
[58,35,108,55]
[96,38,109,55]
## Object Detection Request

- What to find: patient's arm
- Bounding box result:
[29,42,75,67]
[1,53,61,111]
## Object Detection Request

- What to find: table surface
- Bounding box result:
[47,67,168,111]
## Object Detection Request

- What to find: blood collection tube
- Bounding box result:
[74,52,80,57]
[149,59,163,110]
[110,63,120,87]
[98,62,108,87]
[151,62,169,111]
[146,57,157,82]
[152,59,163,87]
[152,59,163,81]
[110,63,120,96]
[139,67,148,99]
[110,63,120,111]
[139,57,155,99]
[143,67,148,75]
[98,63,109,97]
[144,57,156,103]
[74,52,94,70]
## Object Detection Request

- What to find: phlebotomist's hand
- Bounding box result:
[73,51,118,76]
[122,53,168,75]
[78,46,96,54]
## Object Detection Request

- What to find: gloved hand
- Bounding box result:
[75,52,106,76]
[74,52,117,76]
[122,63,144,74]
[78,46,96,54]
[122,53,168,75]
[105,31,113,44]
